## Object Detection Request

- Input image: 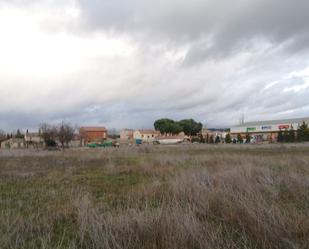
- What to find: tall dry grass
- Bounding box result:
[1,144,309,248]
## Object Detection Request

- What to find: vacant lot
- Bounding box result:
[1,144,309,249]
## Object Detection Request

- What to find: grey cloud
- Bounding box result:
[1,0,309,131]
[77,0,309,57]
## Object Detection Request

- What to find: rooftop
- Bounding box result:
[137,129,160,134]
[234,117,309,127]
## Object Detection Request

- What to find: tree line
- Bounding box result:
[39,122,75,149]
[277,122,309,143]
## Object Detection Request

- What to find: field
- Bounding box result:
[1,144,309,249]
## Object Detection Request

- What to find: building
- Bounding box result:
[133,129,160,142]
[230,117,309,142]
[69,133,82,147]
[1,138,25,149]
[79,126,107,145]
[201,128,228,143]
[120,129,134,141]
[156,134,187,144]
[24,131,44,148]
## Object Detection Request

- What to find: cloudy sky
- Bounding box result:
[1,0,309,131]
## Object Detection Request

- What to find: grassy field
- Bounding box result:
[1,144,309,249]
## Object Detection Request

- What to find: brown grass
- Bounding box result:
[0,144,309,248]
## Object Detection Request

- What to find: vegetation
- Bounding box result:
[39,121,75,148]
[297,122,309,142]
[154,119,182,135]
[246,133,251,143]
[288,126,296,142]
[178,119,203,136]
[276,122,309,143]
[15,129,24,139]
[0,130,6,144]
[225,133,232,143]
[57,121,75,149]
[2,145,308,249]
[237,133,242,143]
[154,118,202,136]
[277,129,283,143]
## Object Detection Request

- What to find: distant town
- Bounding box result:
[1,117,309,150]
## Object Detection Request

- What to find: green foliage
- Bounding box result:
[178,119,203,136]
[297,121,309,142]
[154,118,182,135]
[288,126,295,143]
[15,129,24,139]
[45,139,57,147]
[154,118,202,136]
[237,134,242,143]
[225,133,232,143]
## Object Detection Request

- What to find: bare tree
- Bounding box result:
[39,123,58,147]
[0,130,6,145]
[57,121,75,149]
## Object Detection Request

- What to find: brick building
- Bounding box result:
[79,126,107,145]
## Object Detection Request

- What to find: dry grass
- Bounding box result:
[1,144,309,249]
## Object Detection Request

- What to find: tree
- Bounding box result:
[0,130,6,145]
[215,135,220,144]
[283,129,289,143]
[277,129,283,143]
[237,134,242,143]
[288,126,295,143]
[39,123,58,147]
[57,121,75,149]
[297,121,309,142]
[245,133,251,143]
[178,119,202,136]
[225,133,232,144]
[154,118,182,135]
[15,129,24,139]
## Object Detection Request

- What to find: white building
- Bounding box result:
[133,129,160,142]
[1,138,25,149]
[230,117,309,142]
[120,129,134,141]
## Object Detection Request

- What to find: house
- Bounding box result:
[24,131,44,148]
[120,129,134,141]
[1,138,25,149]
[79,126,107,145]
[133,129,160,142]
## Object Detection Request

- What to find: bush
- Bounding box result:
[45,139,57,147]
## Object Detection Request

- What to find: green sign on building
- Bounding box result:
[247,127,256,132]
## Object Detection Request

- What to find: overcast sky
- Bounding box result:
[1,0,309,131]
